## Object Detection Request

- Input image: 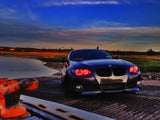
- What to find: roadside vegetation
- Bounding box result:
[121,57,160,72]
[0,51,68,60]
[0,46,160,72]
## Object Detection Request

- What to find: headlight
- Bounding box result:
[129,66,138,73]
[75,69,91,76]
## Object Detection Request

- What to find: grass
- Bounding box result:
[0,51,68,59]
[0,51,160,72]
[0,51,68,62]
[121,57,160,72]
[39,56,67,62]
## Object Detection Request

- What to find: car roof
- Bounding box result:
[71,49,103,52]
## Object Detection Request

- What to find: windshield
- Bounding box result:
[69,49,113,61]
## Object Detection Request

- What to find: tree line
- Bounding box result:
[108,49,160,55]
[0,46,159,55]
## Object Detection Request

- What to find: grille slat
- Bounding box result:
[113,67,126,76]
[95,67,111,77]
[95,67,126,77]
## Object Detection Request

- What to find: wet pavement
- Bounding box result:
[24,74,160,120]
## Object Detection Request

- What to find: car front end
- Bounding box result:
[67,59,142,95]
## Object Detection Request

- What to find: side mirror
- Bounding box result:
[114,56,120,59]
[60,58,68,62]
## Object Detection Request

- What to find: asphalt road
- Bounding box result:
[25,78,160,120]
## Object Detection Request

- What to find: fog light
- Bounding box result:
[76,85,83,89]
[137,81,142,85]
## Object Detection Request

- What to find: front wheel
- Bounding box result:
[63,76,76,96]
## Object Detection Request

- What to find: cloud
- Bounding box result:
[0,1,39,23]
[122,0,160,4]
[0,22,160,51]
[0,1,18,19]
[41,0,120,6]
[25,4,38,21]
[39,0,160,7]
[83,20,127,28]
[0,8,16,19]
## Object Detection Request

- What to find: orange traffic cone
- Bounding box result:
[0,78,39,118]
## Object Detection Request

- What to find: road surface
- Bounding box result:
[24,75,160,120]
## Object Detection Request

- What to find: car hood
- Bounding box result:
[78,59,133,69]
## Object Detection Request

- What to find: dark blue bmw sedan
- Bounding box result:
[61,49,142,95]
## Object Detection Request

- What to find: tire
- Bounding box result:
[61,76,64,85]
[129,91,137,94]
[125,91,137,94]
[63,75,76,96]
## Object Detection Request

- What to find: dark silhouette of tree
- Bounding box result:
[147,49,155,55]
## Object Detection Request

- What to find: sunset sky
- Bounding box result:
[0,0,160,51]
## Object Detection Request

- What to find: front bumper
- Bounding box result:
[70,74,142,95]
[81,85,142,95]
[78,84,142,95]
